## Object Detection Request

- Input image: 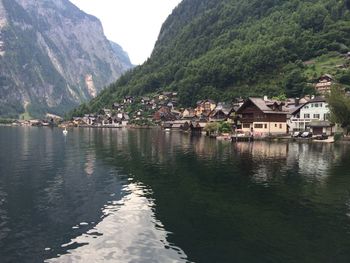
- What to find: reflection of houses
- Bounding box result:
[289,97,333,134]
[236,97,288,135]
[315,74,333,94]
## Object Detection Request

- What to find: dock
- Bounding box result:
[231,136,254,142]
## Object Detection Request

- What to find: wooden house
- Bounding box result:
[236,98,288,135]
[153,106,177,122]
[315,74,333,94]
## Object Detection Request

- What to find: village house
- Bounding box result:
[102,108,112,117]
[181,108,197,120]
[112,103,123,111]
[236,97,288,136]
[195,99,216,116]
[123,96,134,104]
[315,74,333,94]
[141,97,151,105]
[289,96,333,135]
[72,117,87,126]
[153,106,177,122]
[83,114,96,126]
[209,102,234,122]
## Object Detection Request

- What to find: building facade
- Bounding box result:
[236,98,288,136]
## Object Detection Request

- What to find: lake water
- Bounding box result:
[1,127,350,262]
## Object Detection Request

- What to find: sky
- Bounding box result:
[69,0,182,65]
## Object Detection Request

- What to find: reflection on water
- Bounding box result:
[1,127,350,263]
[47,182,188,263]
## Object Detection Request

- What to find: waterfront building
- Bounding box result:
[236,97,288,136]
[289,96,333,135]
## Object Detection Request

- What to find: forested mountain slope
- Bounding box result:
[73,0,350,115]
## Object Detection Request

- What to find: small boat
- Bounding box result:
[63,128,68,135]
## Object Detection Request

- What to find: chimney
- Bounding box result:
[263,95,268,101]
[295,98,300,106]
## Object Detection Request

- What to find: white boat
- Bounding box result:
[63,128,68,135]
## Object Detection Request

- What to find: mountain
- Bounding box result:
[72,0,350,116]
[109,41,133,71]
[0,0,131,118]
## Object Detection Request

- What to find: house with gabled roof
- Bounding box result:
[236,97,288,135]
[315,74,333,94]
[209,102,235,122]
[289,96,333,135]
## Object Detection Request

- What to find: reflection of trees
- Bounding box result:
[92,130,350,263]
[0,127,127,262]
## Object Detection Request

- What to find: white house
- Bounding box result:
[289,97,333,135]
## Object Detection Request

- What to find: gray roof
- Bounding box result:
[248,98,288,114]
[308,96,326,103]
[306,121,333,127]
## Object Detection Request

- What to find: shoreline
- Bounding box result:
[2,125,348,143]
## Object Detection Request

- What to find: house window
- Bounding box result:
[304,114,310,118]
[304,106,309,109]
[264,124,267,129]
[254,124,263,129]
[313,114,320,119]
[243,123,251,128]
[311,104,314,108]
[315,103,319,107]
[324,113,330,120]
[275,124,277,127]
[279,124,282,129]
[320,103,323,107]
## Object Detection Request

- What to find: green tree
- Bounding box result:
[326,85,350,134]
[218,122,232,134]
[283,64,309,97]
[204,122,219,135]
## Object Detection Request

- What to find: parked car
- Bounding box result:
[292,131,302,138]
[301,131,313,138]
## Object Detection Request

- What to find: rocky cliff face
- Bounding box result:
[0,0,130,118]
[110,41,133,71]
